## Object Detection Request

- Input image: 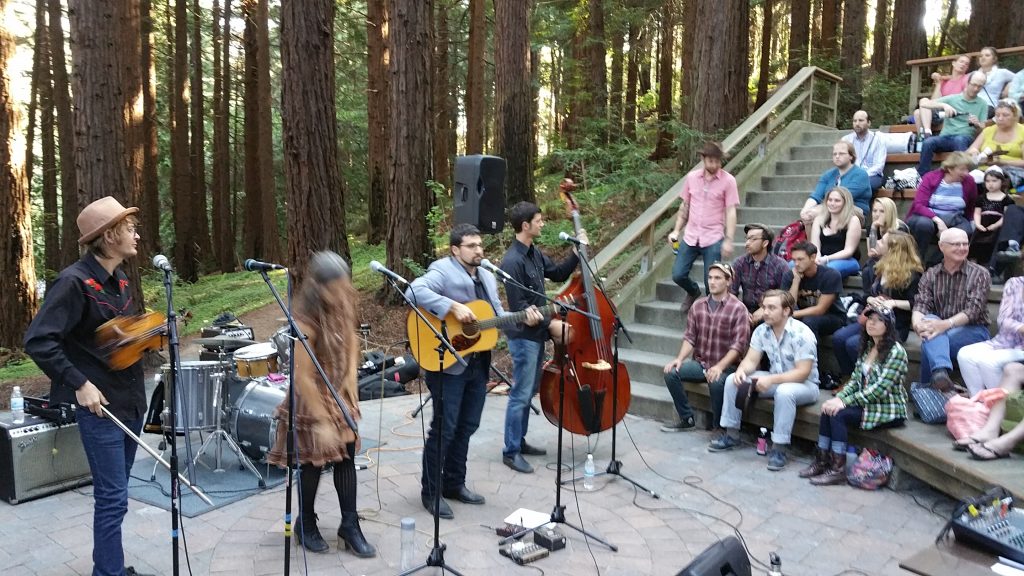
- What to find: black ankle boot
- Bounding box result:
[338,514,377,558]
[295,514,329,553]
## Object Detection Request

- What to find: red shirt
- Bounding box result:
[684,293,750,368]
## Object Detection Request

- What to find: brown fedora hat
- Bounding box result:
[77,196,139,244]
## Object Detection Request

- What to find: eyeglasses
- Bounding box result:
[940,241,969,248]
[969,82,985,88]
[460,242,483,250]
[744,235,765,242]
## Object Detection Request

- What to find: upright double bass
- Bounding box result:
[540,180,631,435]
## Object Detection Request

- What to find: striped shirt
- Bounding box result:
[684,293,750,369]
[839,342,909,430]
[913,260,991,326]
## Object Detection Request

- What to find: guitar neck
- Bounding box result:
[478,303,558,331]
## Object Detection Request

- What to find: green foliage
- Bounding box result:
[547,137,681,206]
[426,180,451,252]
[861,72,913,126]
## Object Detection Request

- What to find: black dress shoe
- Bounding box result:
[126,568,155,576]
[520,440,547,456]
[442,485,486,505]
[421,493,454,519]
[503,453,535,474]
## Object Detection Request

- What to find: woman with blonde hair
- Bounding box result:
[906,151,978,264]
[967,99,1024,188]
[832,231,923,378]
[811,186,863,279]
[866,197,909,262]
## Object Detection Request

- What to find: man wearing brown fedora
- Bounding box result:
[668,141,739,316]
[25,196,153,576]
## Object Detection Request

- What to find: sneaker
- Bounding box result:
[996,245,1022,264]
[766,448,788,471]
[660,416,696,432]
[708,434,739,452]
[931,369,954,393]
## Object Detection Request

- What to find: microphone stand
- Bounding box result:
[574,247,658,499]
[382,276,467,576]
[162,265,184,576]
[410,361,536,419]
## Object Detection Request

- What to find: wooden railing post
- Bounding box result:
[909,65,921,117]
[829,78,839,127]
[804,76,815,121]
[639,222,655,277]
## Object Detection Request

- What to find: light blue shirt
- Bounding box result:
[842,131,887,178]
[749,317,819,387]
[1009,69,1024,102]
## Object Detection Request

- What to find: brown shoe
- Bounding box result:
[679,292,698,317]
[810,452,847,486]
[798,448,831,479]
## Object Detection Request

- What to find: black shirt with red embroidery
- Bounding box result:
[24,253,146,421]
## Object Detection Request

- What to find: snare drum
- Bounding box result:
[271,326,292,371]
[233,342,279,378]
[161,361,226,433]
[230,380,285,461]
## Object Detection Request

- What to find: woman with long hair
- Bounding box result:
[810,186,863,279]
[832,231,923,378]
[865,197,909,267]
[802,304,908,485]
[266,251,376,557]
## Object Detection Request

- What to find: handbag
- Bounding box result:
[909,381,957,424]
[946,388,1008,440]
[847,448,893,490]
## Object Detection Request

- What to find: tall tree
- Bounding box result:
[787,0,810,77]
[839,0,867,118]
[687,0,749,133]
[588,0,607,140]
[386,0,433,281]
[241,0,262,262]
[212,0,235,271]
[255,0,279,262]
[190,0,212,267]
[465,0,485,154]
[623,14,640,138]
[755,0,773,108]
[650,0,673,160]
[25,0,44,199]
[171,0,196,280]
[608,14,625,140]
[495,0,534,204]
[140,0,160,256]
[39,4,59,279]
[366,0,389,244]
[819,0,839,59]
[870,0,889,73]
[888,0,926,77]
[48,0,79,267]
[966,1,1008,52]
[0,0,38,348]
[433,0,453,192]
[933,0,956,56]
[281,0,350,285]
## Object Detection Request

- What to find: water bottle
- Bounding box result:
[756,427,769,456]
[583,454,595,490]
[400,517,416,570]
[10,386,24,424]
[907,132,916,154]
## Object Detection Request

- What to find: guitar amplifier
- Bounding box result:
[0,413,92,504]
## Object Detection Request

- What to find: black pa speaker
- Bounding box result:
[675,536,752,576]
[453,155,506,234]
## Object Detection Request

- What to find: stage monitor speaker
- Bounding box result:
[0,413,92,504]
[454,155,506,234]
[675,536,752,576]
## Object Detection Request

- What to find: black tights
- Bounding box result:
[299,442,358,519]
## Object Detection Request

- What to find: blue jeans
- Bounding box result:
[916,134,973,174]
[832,322,863,377]
[917,315,990,382]
[77,409,143,576]
[504,338,545,457]
[672,239,723,297]
[825,258,860,279]
[663,359,733,428]
[421,358,488,496]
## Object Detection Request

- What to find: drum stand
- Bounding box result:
[191,371,265,487]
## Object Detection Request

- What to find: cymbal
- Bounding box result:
[194,336,257,349]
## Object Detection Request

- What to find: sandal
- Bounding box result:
[967,442,1010,461]
[953,436,985,451]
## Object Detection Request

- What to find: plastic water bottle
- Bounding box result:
[583,454,595,490]
[10,386,24,424]
[756,427,769,456]
[400,517,415,570]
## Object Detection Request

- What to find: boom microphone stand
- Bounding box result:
[381,275,468,576]
[162,261,185,576]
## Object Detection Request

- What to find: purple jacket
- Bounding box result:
[906,168,977,220]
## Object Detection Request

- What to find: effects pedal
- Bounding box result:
[495,522,526,538]
[499,541,549,565]
[533,524,566,551]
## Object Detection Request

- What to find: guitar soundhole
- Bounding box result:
[451,334,478,350]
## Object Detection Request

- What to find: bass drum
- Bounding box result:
[230,380,285,461]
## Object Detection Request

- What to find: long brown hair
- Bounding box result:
[873,231,923,291]
[294,252,359,393]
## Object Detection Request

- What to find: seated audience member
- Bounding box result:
[810,186,863,279]
[833,231,922,379]
[789,242,848,338]
[912,228,992,390]
[974,47,1016,115]
[730,223,793,325]
[954,362,1024,459]
[661,263,750,433]
[802,305,908,485]
[956,276,1024,396]
[966,99,1024,184]
[1010,67,1024,107]
[710,290,819,472]
[916,71,989,174]
[906,151,978,264]
[864,197,910,274]
[842,110,887,192]
[800,141,871,222]
[969,166,1014,266]
[915,55,972,134]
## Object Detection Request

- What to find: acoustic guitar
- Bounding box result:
[406,299,566,372]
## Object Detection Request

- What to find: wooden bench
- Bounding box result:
[877,124,951,200]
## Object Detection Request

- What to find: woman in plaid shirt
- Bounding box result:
[800,304,909,485]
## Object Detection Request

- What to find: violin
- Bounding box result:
[96,311,168,370]
[539,179,631,435]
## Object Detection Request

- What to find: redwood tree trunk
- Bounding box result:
[190,0,212,268]
[282,0,349,285]
[819,0,838,59]
[171,0,196,281]
[140,0,160,256]
[839,0,867,117]
[465,0,485,154]
[433,0,453,192]
[788,0,810,77]
[608,20,624,140]
[255,0,279,262]
[48,0,79,267]
[650,0,673,160]
[687,0,749,133]
[888,0,926,77]
[870,0,889,74]
[588,0,607,141]
[366,0,389,244]
[755,0,773,108]
[624,18,639,139]
[495,0,534,204]
[39,6,59,280]
[241,0,262,261]
[212,0,235,271]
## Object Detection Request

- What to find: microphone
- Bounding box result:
[479,259,512,281]
[369,260,409,285]
[244,258,286,272]
[152,254,173,273]
[559,231,583,245]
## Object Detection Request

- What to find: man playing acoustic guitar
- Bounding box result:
[406,223,542,519]
[499,199,587,474]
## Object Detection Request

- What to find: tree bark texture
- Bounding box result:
[755,0,773,108]
[465,0,485,154]
[687,0,749,134]
[242,0,262,261]
[966,1,1010,53]
[888,0,926,77]
[650,0,673,160]
[839,0,866,118]
[140,0,160,256]
[281,0,349,286]
[608,19,624,140]
[588,0,607,141]
[256,0,279,262]
[190,0,212,268]
[432,0,453,192]
[624,17,639,138]
[39,5,59,280]
[171,0,196,281]
[0,0,38,348]
[495,0,534,204]
[212,0,235,271]
[366,0,389,245]
[48,0,79,267]
[819,0,838,59]
[387,0,433,280]
[25,0,43,199]
[870,0,889,74]
[788,0,810,77]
